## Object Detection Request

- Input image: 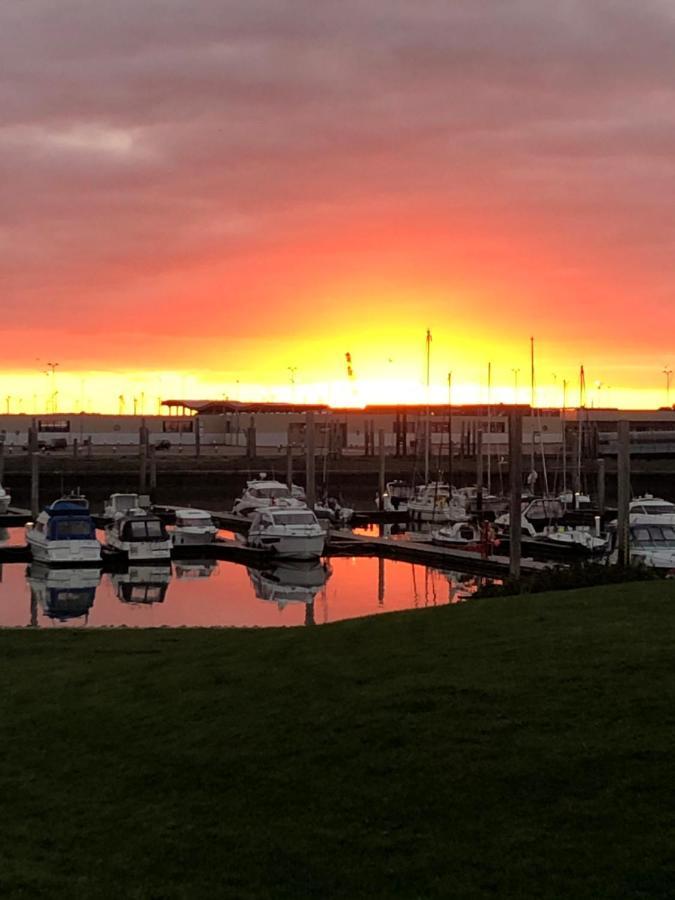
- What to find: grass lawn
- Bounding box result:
[3,581,675,898]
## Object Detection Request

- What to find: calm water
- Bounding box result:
[0,528,490,628]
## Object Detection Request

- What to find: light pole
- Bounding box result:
[45,362,59,413]
[288,367,297,403]
[664,366,672,406]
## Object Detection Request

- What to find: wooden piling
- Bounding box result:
[139,443,147,493]
[305,411,316,509]
[149,444,157,492]
[286,440,293,491]
[617,421,631,566]
[72,439,78,461]
[508,412,523,580]
[30,451,39,518]
[596,458,606,514]
[0,441,5,483]
[195,414,201,459]
[476,428,483,515]
[378,428,386,511]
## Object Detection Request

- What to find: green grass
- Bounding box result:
[3,582,675,898]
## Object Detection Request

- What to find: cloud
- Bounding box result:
[2,0,675,373]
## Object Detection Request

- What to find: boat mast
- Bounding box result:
[486,361,492,494]
[562,378,568,492]
[447,371,453,487]
[424,328,431,484]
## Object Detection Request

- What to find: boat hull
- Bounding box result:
[247,533,325,560]
[27,534,101,565]
[104,535,172,562]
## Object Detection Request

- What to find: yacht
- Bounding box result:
[26,496,101,564]
[407,483,469,524]
[0,483,11,514]
[104,508,172,562]
[27,563,100,623]
[103,492,151,519]
[232,478,306,518]
[111,566,171,604]
[248,560,332,607]
[172,508,217,545]
[628,495,675,526]
[247,507,325,559]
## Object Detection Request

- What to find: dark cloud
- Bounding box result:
[2,0,675,362]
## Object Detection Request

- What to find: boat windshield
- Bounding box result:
[49,519,95,540]
[177,516,211,528]
[631,526,675,545]
[269,513,317,526]
[251,486,290,499]
[636,504,675,515]
[122,520,167,541]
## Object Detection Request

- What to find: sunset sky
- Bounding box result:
[3,1,675,411]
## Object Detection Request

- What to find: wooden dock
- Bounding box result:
[328,531,553,577]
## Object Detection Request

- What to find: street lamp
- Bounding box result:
[511,368,520,403]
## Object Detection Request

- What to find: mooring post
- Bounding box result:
[139,442,147,493]
[72,439,78,461]
[246,416,257,459]
[194,414,201,459]
[596,458,606,515]
[30,450,39,518]
[378,428,386,511]
[0,441,5,483]
[305,411,316,509]
[617,420,631,566]
[476,428,483,515]
[508,412,523,580]
[149,444,157,492]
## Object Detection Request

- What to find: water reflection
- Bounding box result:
[110,566,172,605]
[174,560,219,580]
[248,560,332,608]
[27,563,100,623]
[0,529,495,628]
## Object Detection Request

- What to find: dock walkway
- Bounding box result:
[328,531,553,576]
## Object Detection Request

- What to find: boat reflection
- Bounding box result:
[27,562,100,623]
[248,560,332,608]
[432,568,495,602]
[110,565,172,605]
[174,559,219,580]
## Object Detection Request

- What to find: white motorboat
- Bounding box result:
[104,508,172,562]
[26,496,101,564]
[103,492,151,519]
[379,480,415,511]
[111,566,172,603]
[247,508,325,559]
[628,495,675,526]
[610,523,675,572]
[233,478,306,518]
[537,524,609,555]
[248,560,332,607]
[27,563,100,622]
[495,497,564,530]
[431,521,484,549]
[0,483,11,514]
[172,508,217,545]
[407,483,469,524]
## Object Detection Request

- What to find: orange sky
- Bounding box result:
[3,2,675,412]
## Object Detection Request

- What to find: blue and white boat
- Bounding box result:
[26,496,101,564]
